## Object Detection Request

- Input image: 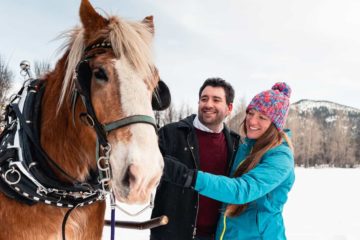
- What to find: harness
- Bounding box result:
[1,79,101,207]
[0,41,168,239]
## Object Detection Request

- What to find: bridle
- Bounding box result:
[70,42,160,240]
[72,42,158,194]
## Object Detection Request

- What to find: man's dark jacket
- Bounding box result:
[150,114,241,240]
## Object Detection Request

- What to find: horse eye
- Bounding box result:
[94,68,108,81]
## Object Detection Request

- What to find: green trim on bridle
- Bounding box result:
[103,115,157,132]
[95,115,157,192]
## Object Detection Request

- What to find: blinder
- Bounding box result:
[75,59,92,99]
[152,80,171,111]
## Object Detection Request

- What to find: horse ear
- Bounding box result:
[80,0,108,41]
[142,15,154,34]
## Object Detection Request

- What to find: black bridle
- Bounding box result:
[69,42,161,240]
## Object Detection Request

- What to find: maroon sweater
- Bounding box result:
[195,129,228,237]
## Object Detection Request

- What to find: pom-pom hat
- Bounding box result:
[246,82,291,131]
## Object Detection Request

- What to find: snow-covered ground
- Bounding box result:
[284,168,360,240]
[103,168,360,240]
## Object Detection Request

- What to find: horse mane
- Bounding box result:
[57,16,155,111]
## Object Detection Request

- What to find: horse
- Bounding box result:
[0,0,170,239]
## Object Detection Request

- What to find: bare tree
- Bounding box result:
[328,113,356,167]
[227,96,247,134]
[155,103,178,127]
[155,102,195,127]
[178,103,194,121]
[285,103,360,168]
[284,109,302,164]
[285,108,324,167]
[34,60,51,78]
[304,117,323,167]
[0,55,13,106]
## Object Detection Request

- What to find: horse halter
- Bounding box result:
[73,41,159,193]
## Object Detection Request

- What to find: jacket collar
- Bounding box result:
[178,114,197,129]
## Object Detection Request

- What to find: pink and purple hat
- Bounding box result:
[246,82,291,131]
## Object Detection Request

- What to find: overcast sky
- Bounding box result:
[1,0,360,110]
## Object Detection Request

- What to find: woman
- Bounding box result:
[164,82,295,240]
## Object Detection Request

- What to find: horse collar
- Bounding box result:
[0,80,104,208]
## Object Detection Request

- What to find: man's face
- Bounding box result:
[198,86,233,131]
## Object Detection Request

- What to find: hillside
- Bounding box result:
[286,99,360,167]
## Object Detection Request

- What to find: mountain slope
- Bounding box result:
[286,99,360,167]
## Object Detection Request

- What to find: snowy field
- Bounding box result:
[102,168,360,240]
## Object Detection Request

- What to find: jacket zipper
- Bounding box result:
[219,215,227,240]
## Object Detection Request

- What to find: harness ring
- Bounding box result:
[4,167,21,185]
[79,113,95,127]
[97,156,111,171]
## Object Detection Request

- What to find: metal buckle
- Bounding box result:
[97,143,113,193]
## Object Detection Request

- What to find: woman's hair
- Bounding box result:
[225,119,293,217]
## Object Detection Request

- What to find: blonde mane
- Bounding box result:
[58,16,154,110]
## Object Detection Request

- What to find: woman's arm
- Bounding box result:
[195,148,294,204]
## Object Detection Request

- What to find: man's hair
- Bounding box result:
[198,77,235,105]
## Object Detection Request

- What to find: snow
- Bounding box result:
[292,100,360,114]
[284,168,360,240]
[102,168,360,240]
[325,115,337,123]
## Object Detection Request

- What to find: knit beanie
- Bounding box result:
[246,82,291,131]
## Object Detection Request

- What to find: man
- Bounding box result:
[151,78,241,240]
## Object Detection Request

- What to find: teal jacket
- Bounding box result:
[195,135,295,240]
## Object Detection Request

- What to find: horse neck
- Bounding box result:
[40,55,97,181]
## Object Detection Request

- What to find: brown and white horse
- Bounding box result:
[0,0,165,239]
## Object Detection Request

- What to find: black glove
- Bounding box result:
[162,156,197,188]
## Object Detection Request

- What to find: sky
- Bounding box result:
[1,0,360,110]
[102,168,360,240]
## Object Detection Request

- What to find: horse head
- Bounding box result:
[48,0,168,204]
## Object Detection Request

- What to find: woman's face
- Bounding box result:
[245,109,272,139]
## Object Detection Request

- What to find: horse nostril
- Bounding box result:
[122,168,130,187]
[128,165,137,182]
[122,165,137,187]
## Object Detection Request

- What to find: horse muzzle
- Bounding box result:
[109,143,163,204]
